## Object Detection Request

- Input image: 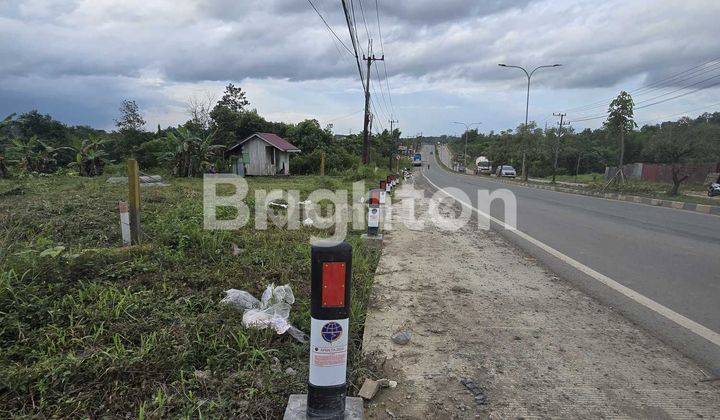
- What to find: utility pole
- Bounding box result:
[389,119,398,133]
[552,112,567,184]
[388,119,398,171]
[362,40,384,165]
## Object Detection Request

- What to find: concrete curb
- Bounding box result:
[433,145,720,217]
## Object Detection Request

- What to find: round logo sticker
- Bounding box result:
[321,321,343,343]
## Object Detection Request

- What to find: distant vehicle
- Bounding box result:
[709,183,720,197]
[475,156,492,175]
[412,153,422,166]
[496,165,517,178]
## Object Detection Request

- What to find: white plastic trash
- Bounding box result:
[221,283,307,343]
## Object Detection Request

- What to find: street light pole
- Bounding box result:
[499,63,561,181]
[452,121,481,172]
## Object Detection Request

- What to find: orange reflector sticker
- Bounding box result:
[322,262,346,307]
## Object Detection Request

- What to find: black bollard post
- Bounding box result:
[367,189,381,236]
[307,241,353,419]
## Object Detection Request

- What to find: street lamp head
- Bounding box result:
[552,64,562,67]
[498,63,507,67]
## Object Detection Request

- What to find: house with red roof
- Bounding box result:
[226,132,301,176]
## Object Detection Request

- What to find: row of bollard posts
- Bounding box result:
[284,172,404,420]
[364,173,400,240]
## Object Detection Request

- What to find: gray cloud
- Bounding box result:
[1,0,719,131]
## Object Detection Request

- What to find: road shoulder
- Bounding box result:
[361,175,720,418]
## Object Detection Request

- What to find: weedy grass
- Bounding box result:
[0,172,386,418]
[584,179,719,205]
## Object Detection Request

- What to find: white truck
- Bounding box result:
[475,156,492,175]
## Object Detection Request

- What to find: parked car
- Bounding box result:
[496,165,517,178]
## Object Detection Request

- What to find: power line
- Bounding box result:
[635,78,720,110]
[634,57,720,93]
[563,57,720,115]
[306,0,354,56]
[568,70,720,124]
[640,101,720,124]
[356,0,373,50]
[568,78,720,125]
[569,61,720,116]
[341,0,367,94]
[366,24,391,121]
[326,109,365,123]
[633,72,720,106]
[373,65,392,120]
[375,0,396,118]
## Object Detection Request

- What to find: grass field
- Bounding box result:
[0,171,387,418]
[542,173,604,183]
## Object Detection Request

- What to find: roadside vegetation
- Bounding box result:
[0,84,403,181]
[447,91,720,196]
[0,172,389,418]
[0,84,405,417]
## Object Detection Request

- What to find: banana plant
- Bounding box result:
[160,127,224,177]
[5,135,71,173]
[67,135,110,176]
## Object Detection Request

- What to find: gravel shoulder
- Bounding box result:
[361,174,720,419]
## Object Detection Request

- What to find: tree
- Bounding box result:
[186,93,216,132]
[15,111,67,144]
[644,118,707,195]
[115,100,146,132]
[604,91,637,184]
[215,84,249,113]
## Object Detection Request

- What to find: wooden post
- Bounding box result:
[320,151,325,177]
[127,159,141,245]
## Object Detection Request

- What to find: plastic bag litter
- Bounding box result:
[268,201,288,209]
[221,284,307,343]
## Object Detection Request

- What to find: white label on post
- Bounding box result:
[385,184,391,192]
[367,207,380,228]
[309,317,349,386]
[379,191,386,204]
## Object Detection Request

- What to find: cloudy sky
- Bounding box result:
[1,0,720,136]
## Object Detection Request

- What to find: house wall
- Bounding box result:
[238,136,292,176]
[278,151,290,175]
[242,137,271,176]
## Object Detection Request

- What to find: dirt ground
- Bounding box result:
[361,174,720,419]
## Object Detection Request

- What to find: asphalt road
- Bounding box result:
[422,145,720,367]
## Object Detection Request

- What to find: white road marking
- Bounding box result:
[421,170,720,349]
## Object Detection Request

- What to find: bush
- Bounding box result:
[134,138,170,168]
[586,181,660,195]
[291,149,361,175]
